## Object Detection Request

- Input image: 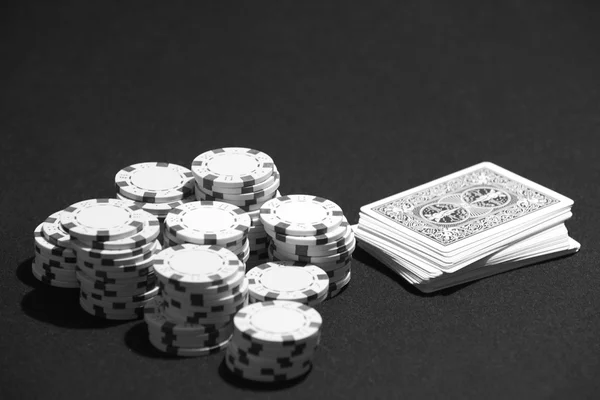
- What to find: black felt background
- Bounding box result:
[2,1,599,399]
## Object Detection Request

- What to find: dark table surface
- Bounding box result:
[2,1,599,399]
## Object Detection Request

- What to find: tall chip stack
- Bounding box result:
[225,300,322,382]
[145,244,248,357]
[261,195,355,299]
[190,147,281,269]
[114,162,196,243]
[32,210,78,288]
[59,198,162,320]
[246,261,329,307]
[163,201,252,264]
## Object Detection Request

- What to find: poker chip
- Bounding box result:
[246,261,329,305]
[116,192,195,217]
[39,210,73,248]
[60,198,147,242]
[165,201,251,246]
[264,218,350,246]
[153,244,243,289]
[76,215,161,251]
[114,162,195,203]
[259,195,344,236]
[196,176,280,201]
[191,147,275,188]
[196,169,281,195]
[270,228,355,256]
[195,188,279,207]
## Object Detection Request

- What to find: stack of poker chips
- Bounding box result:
[146,244,248,357]
[114,162,196,240]
[60,198,162,320]
[261,195,355,299]
[246,261,329,307]
[225,300,322,382]
[163,201,252,264]
[32,210,78,288]
[190,147,281,269]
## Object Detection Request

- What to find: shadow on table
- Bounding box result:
[351,246,477,297]
[218,358,310,390]
[17,257,130,329]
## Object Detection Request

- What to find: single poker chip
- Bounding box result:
[115,192,194,216]
[233,300,322,346]
[270,228,355,256]
[60,199,147,242]
[79,298,143,320]
[144,296,229,335]
[115,162,195,203]
[259,195,344,237]
[84,285,159,303]
[40,210,73,248]
[269,240,355,264]
[165,201,251,245]
[246,261,329,303]
[225,353,312,382]
[195,188,279,207]
[196,168,280,194]
[72,237,156,260]
[154,244,243,289]
[191,147,275,188]
[196,176,280,202]
[78,215,161,250]
[33,223,76,258]
[264,218,349,246]
[148,334,230,357]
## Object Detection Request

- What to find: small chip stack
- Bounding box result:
[190,147,281,269]
[146,244,248,356]
[246,261,329,307]
[60,198,162,320]
[163,201,251,264]
[225,300,322,382]
[261,195,355,299]
[114,162,196,240]
[32,210,77,288]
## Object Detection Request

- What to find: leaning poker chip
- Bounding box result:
[144,297,229,335]
[196,177,280,201]
[246,262,329,303]
[115,162,195,203]
[191,147,275,189]
[196,168,281,194]
[194,187,279,207]
[148,334,230,357]
[72,237,156,260]
[39,211,73,248]
[154,244,243,289]
[80,215,161,251]
[60,199,147,242]
[270,228,355,256]
[115,192,194,216]
[33,223,76,258]
[259,195,344,237]
[233,300,322,347]
[264,219,350,246]
[75,241,161,267]
[165,201,251,245]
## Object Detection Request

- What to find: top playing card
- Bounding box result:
[360,162,573,254]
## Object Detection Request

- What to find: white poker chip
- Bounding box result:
[264,218,350,246]
[246,261,329,303]
[191,147,275,188]
[39,210,73,248]
[165,201,251,245]
[115,162,195,203]
[153,244,243,289]
[233,300,322,346]
[60,198,147,242]
[259,195,344,237]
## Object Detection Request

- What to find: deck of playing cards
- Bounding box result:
[354,162,580,293]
